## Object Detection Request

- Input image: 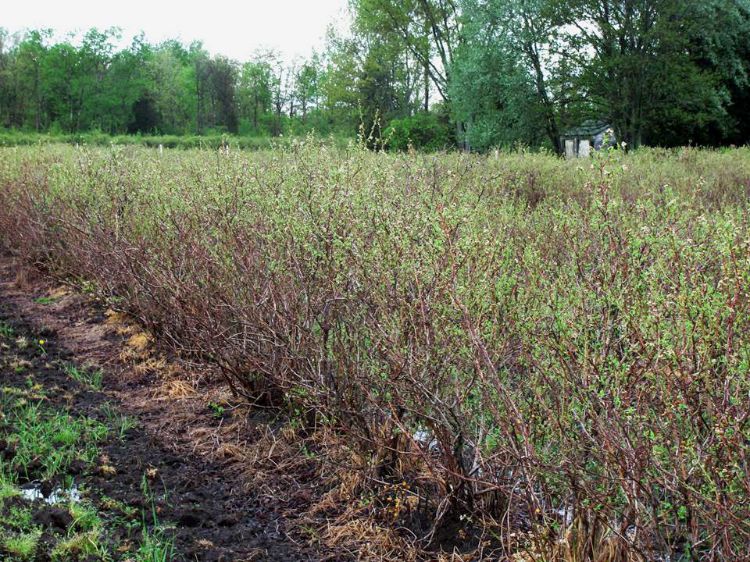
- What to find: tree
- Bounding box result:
[147,41,197,134]
[14,30,51,130]
[351,0,460,103]
[296,54,322,122]
[41,40,79,131]
[655,0,750,145]
[0,29,18,128]
[268,51,287,136]
[451,0,561,151]
[238,54,274,133]
[454,0,750,151]
[196,54,239,133]
[75,28,119,131]
[554,0,749,148]
[111,35,156,134]
[1,14,748,149]
[320,29,363,132]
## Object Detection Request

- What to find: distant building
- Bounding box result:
[561,120,616,158]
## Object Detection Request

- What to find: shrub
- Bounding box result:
[1,144,749,559]
[385,112,454,152]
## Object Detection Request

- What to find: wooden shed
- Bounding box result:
[561,120,615,158]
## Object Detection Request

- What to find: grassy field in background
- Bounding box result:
[0,130,353,151]
[1,143,749,560]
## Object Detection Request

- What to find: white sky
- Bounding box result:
[2,0,351,62]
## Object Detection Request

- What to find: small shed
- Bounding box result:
[561,120,615,158]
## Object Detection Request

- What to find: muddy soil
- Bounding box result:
[0,255,332,561]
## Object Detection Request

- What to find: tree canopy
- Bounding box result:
[0,0,748,151]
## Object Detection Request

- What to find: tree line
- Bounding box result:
[1,0,749,152]
[0,28,332,139]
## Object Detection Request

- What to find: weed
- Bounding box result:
[136,527,175,562]
[0,322,14,339]
[137,474,175,562]
[50,530,108,561]
[13,363,29,374]
[100,402,137,440]
[2,529,41,560]
[63,363,104,390]
[0,345,182,560]
[208,402,225,419]
[0,480,20,502]
[69,501,102,532]
[4,397,108,480]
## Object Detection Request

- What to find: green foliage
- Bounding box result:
[2,144,750,557]
[3,0,749,152]
[452,0,750,151]
[237,57,275,134]
[207,402,226,419]
[1,396,108,481]
[0,322,14,338]
[351,0,458,102]
[451,0,557,151]
[385,111,454,151]
[63,364,104,390]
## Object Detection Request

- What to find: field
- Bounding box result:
[1,142,749,560]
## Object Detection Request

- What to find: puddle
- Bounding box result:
[20,482,80,505]
[412,429,439,451]
[554,504,574,526]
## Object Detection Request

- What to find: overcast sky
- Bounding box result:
[3,0,351,61]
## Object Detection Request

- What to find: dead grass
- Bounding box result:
[48,286,71,300]
[156,379,197,399]
[123,332,152,354]
[104,309,129,326]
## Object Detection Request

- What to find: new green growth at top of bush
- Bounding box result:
[1,142,749,559]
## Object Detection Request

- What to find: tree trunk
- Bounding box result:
[424,62,429,111]
[526,42,561,154]
[456,120,469,152]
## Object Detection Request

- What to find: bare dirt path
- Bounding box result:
[0,252,334,562]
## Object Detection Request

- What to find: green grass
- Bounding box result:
[0,479,20,502]
[1,396,108,481]
[1,369,176,560]
[2,529,42,560]
[0,322,14,339]
[100,402,137,441]
[0,129,353,151]
[135,475,176,562]
[50,530,108,561]
[136,527,175,562]
[0,373,107,483]
[63,363,104,390]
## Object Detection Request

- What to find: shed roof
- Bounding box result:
[562,120,611,138]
